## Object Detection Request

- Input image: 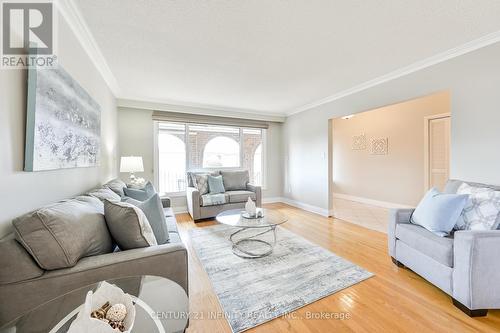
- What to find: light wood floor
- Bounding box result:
[176,203,500,332]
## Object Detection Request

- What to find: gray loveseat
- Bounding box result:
[388,179,500,317]
[0,179,188,326]
[186,170,262,221]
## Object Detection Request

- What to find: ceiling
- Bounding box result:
[74,0,500,115]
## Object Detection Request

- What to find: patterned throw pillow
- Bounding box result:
[455,183,500,231]
[192,174,209,195]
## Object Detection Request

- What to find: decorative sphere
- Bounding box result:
[106,303,127,322]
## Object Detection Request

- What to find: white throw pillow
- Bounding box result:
[455,183,500,231]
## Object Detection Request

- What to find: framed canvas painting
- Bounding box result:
[25,65,101,171]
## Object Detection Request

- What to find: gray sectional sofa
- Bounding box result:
[186,170,262,221]
[0,179,188,326]
[388,179,500,317]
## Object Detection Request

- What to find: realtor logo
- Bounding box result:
[1,1,57,68]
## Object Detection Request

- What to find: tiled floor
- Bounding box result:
[331,198,390,233]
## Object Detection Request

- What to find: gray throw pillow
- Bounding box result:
[220,170,249,191]
[208,175,225,194]
[192,174,209,195]
[104,200,157,249]
[13,197,113,270]
[87,187,121,202]
[123,181,156,201]
[104,178,127,197]
[122,194,169,244]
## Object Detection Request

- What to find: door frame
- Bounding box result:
[423,113,451,194]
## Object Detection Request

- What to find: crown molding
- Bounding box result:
[117,97,286,123]
[287,30,500,116]
[56,0,120,96]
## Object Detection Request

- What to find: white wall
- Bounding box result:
[0,14,118,237]
[283,42,500,212]
[117,107,283,210]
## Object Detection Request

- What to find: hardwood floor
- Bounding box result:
[176,203,500,332]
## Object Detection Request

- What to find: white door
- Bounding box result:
[425,115,451,192]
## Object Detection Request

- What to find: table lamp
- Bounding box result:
[120,156,144,181]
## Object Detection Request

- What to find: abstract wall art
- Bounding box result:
[352,134,367,150]
[370,138,388,155]
[25,65,101,171]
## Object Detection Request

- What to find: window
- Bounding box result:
[155,122,265,193]
[253,144,262,186]
[203,136,240,168]
[157,123,186,193]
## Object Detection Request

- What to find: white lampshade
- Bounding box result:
[120,156,144,173]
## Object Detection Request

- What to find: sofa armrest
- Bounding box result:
[453,230,500,309]
[160,195,171,208]
[0,243,188,324]
[387,208,415,257]
[186,187,200,220]
[247,184,262,206]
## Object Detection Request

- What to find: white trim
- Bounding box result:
[56,0,120,95]
[423,113,451,194]
[332,193,413,209]
[262,197,330,217]
[262,197,283,204]
[287,30,500,116]
[281,197,331,217]
[117,98,286,123]
[153,121,159,190]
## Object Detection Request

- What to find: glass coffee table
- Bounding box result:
[216,208,288,259]
[0,275,188,333]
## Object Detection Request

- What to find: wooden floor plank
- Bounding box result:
[176,203,500,332]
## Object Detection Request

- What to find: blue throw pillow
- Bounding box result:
[208,175,225,194]
[411,188,469,237]
[122,194,169,244]
[123,181,156,201]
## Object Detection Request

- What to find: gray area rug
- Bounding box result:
[189,224,373,333]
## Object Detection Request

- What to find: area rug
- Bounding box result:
[189,224,373,333]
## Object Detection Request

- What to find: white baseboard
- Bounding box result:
[172,198,330,217]
[263,196,330,217]
[262,197,284,204]
[332,193,413,209]
[172,206,188,214]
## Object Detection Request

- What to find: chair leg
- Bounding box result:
[391,257,404,268]
[452,299,488,317]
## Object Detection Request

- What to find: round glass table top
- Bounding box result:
[216,208,288,228]
[0,275,188,333]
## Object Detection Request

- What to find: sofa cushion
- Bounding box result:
[396,223,454,267]
[123,181,156,201]
[104,178,127,197]
[200,193,228,206]
[411,188,468,236]
[191,174,210,195]
[103,200,157,250]
[208,175,225,194]
[455,182,500,231]
[0,237,44,284]
[444,179,500,194]
[87,187,121,202]
[122,194,169,244]
[227,190,256,204]
[220,170,249,191]
[187,171,219,187]
[13,197,113,270]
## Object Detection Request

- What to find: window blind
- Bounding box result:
[152,111,270,129]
